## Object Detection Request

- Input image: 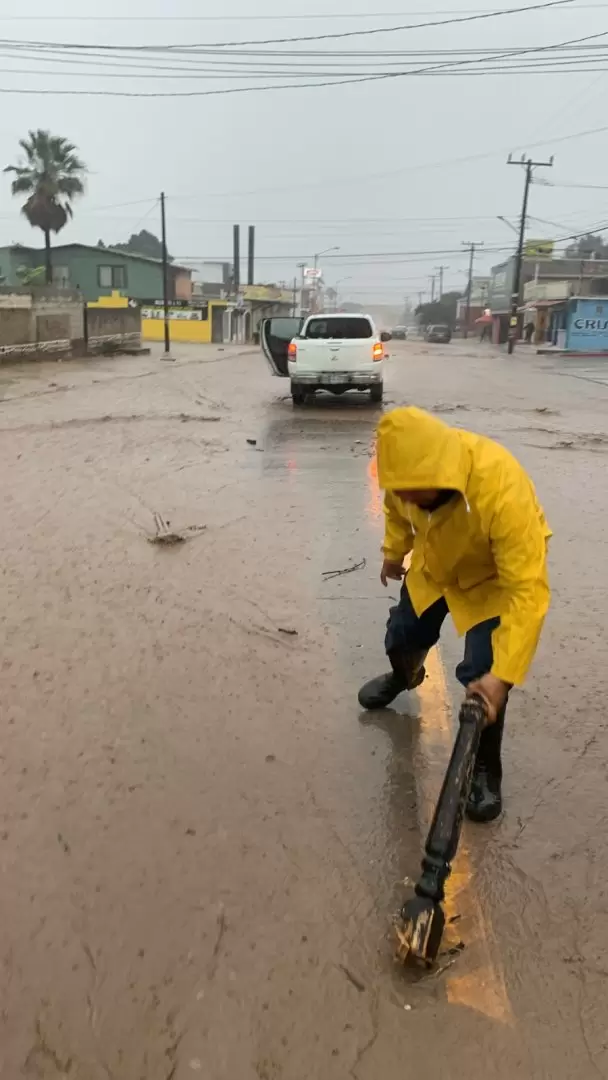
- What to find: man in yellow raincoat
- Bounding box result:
[359,406,551,823]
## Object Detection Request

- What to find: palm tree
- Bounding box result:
[5,130,86,284]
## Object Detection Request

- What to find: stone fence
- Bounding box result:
[0,287,143,362]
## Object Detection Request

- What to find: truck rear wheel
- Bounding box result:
[291,387,306,407]
[370,383,383,404]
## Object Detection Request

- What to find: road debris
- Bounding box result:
[338,964,366,993]
[322,558,367,580]
[147,512,207,546]
[277,627,298,636]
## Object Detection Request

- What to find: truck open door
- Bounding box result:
[261,316,303,377]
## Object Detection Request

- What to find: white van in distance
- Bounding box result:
[261,313,390,406]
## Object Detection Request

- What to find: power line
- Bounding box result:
[0,1,574,51]
[0,24,601,96]
[5,41,608,62]
[0,7,603,19]
[174,247,513,260]
[6,54,608,80]
[167,119,608,200]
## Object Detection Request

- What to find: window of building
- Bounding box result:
[98,265,127,289]
[52,265,70,287]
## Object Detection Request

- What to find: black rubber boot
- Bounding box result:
[358,650,427,710]
[466,710,504,823]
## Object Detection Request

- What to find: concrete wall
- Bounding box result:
[0,288,79,359]
[87,305,142,351]
[36,314,71,343]
[0,287,142,360]
[0,309,31,346]
[33,291,84,341]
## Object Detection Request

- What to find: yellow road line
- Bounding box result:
[417,649,513,1023]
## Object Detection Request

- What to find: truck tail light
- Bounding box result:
[372,342,384,361]
[288,342,297,360]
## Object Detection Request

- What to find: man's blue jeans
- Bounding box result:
[385,582,505,777]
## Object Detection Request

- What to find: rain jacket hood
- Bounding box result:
[376,406,551,686]
[377,406,470,494]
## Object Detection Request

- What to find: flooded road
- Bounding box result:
[1,338,607,1077]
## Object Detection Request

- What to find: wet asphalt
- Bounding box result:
[0,337,607,1078]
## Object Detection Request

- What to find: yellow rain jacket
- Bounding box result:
[377,406,551,686]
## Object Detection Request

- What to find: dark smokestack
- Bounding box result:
[248,225,255,286]
[233,224,240,295]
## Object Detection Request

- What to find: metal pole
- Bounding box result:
[297,262,306,316]
[434,265,448,299]
[508,162,532,356]
[431,275,436,303]
[233,225,240,296]
[312,252,319,313]
[461,242,483,339]
[160,191,174,361]
[232,225,240,343]
[507,153,553,354]
[247,225,255,286]
[292,276,297,316]
[465,245,474,339]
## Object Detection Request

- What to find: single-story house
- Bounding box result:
[0,243,192,304]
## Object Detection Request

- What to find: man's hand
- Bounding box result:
[380,559,405,587]
[466,673,510,725]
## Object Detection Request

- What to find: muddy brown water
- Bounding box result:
[1,341,607,1078]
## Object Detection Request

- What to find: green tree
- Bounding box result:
[16,264,45,286]
[415,291,461,328]
[5,129,86,284]
[565,233,608,260]
[100,229,172,262]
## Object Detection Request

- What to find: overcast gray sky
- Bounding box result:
[1,0,607,305]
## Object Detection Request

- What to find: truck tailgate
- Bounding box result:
[294,338,375,371]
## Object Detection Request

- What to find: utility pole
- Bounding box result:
[430,275,436,303]
[247,225,255,286]
[160,191,174,361]
[297,262,306,316]
[434,265,448,299]
[506,152,554,354]
[232,225,240,343]
[461,241,483,339]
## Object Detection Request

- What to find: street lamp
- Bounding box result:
[333,275,352,310]
[311,247,340,312]
[497,214,519,236]
[313,245,340,269]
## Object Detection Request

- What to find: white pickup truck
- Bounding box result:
[261,312,390,406]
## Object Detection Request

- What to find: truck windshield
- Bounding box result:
[305,317,373,340]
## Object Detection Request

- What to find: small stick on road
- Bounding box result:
[147,512,206,546]
[321,558,367,580]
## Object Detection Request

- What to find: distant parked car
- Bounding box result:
[425,324,452,344]
[392,325,408,340]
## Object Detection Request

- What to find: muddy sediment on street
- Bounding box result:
[1,342,608,1078]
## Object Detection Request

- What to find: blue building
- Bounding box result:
[565,297,608,353]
